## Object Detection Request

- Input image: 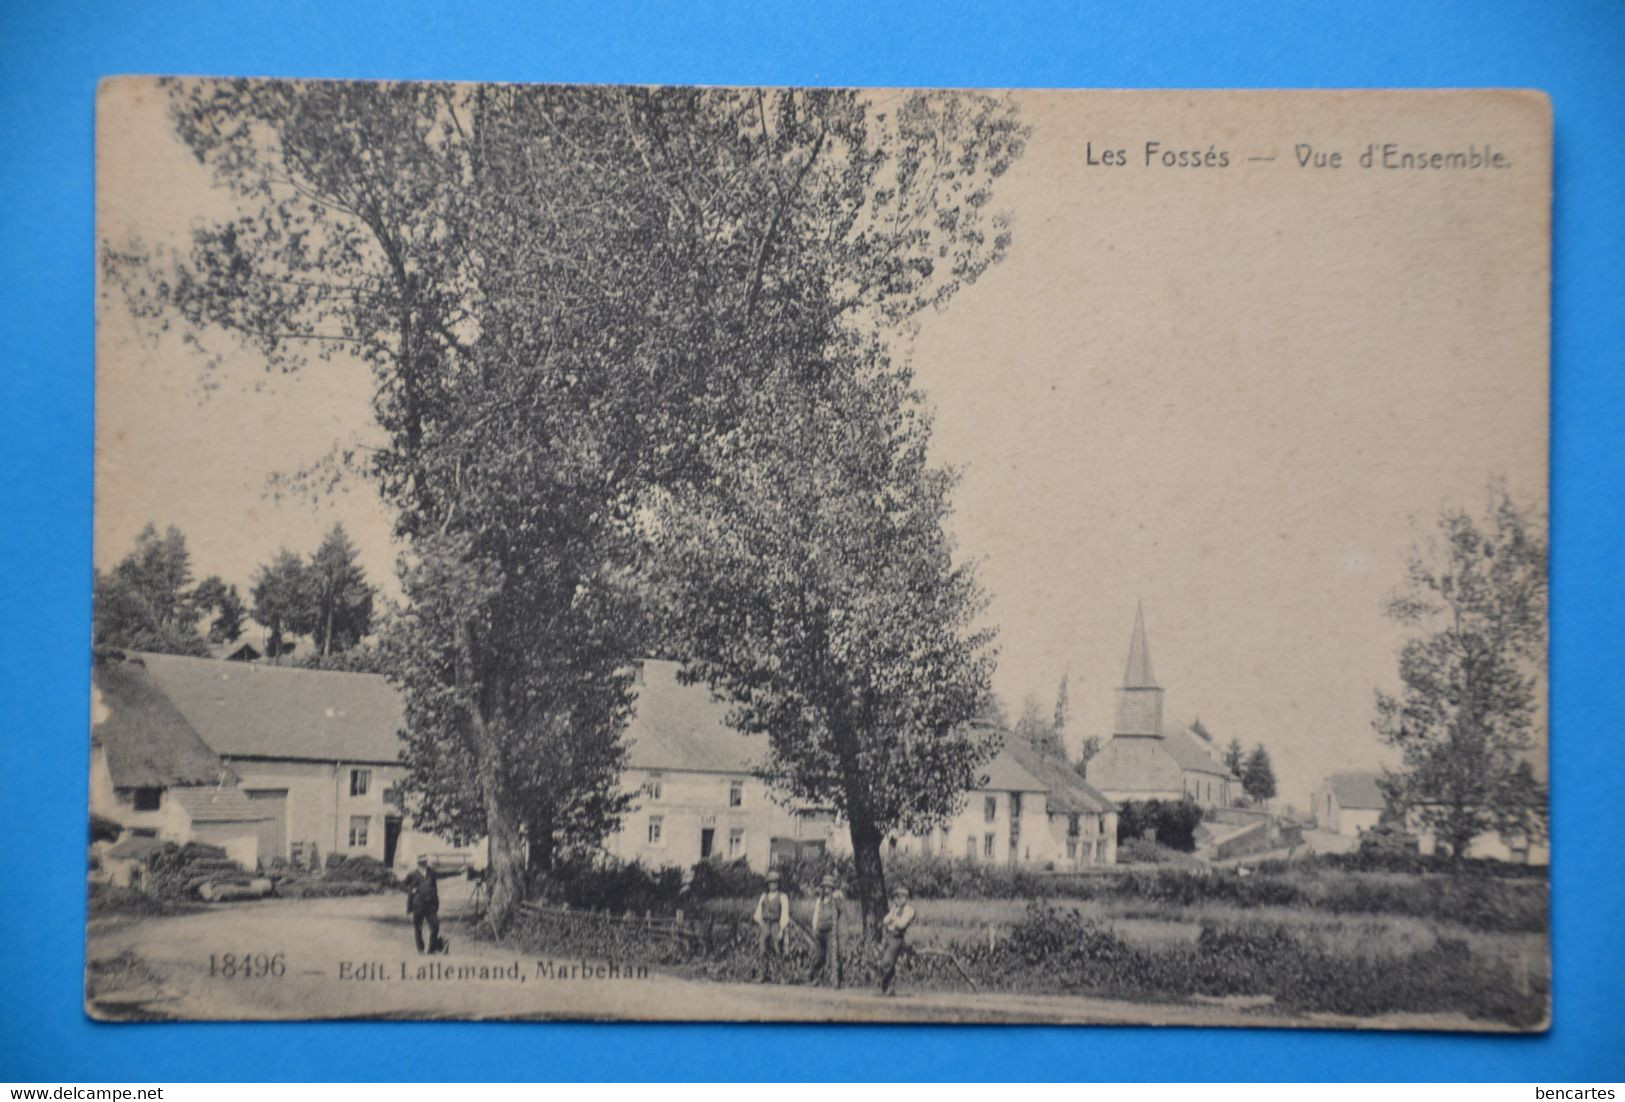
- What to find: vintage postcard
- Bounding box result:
[90,80,1550,1030]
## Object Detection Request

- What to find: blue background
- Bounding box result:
[3,0,1621,1082]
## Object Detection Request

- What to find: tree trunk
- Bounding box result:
[473,714,526,931]
[846,814,888,940]
[457,618,525,931]
[526,810,555,894]
[323,603,334,657]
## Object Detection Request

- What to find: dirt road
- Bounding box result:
[85,881,1489,1029]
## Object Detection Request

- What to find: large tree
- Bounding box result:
[110,81,1025,926]
[648,347,1000,933]
[1374,486,1548,860]
[306,523,374,655]
[93,523,209,656]
[250,549,311,660]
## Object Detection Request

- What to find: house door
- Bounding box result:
[244,789,288,862]
[700,827,715,859]
[383,815,403,868]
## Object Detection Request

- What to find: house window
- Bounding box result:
[729,781,743,808]
[728,828,745,858]
[1067,814,1080,837]
[966,836,977,861]
[348,815,370,847]
[983,796,997,823]
[132,788,161,812]
[1206,781,1212,802]
[1066,837,1078,859]
[646,773,663,801]
[350,769,370,797]
[381,784,400,809]
[647,815,664,846]
[983,833,996,858]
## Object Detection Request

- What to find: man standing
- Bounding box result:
[403,854,455,955]
[805,874,844,986]
[877,885,916,996]
[752,869,791,983]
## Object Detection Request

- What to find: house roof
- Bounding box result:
[624,660,765,774]
[1158,724,1237,779]
[169,786,270,823]
[138,652,406,764]
[977,743,1051,794]
[1001,735,1115,812]
[1325,770,1387,810]
[92,657,231,788]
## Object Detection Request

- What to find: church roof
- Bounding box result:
[1158,724,1237,778]
[1123,602,1158,688]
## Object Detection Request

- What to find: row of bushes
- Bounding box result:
[499,899,1545,1027]
[531,851,1547,934]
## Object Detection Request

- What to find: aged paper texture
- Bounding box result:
[91,81,1550,1029]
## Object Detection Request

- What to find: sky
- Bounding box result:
[96,85,1550,810]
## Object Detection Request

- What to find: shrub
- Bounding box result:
[324,854,395,886]
[1117,799,1204,851]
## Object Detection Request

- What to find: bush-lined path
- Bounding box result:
[86,880,1497,1029]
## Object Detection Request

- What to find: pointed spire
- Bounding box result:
[1123,601,1158,688]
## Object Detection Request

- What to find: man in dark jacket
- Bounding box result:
[403,855,455,954]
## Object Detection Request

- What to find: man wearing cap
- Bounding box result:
[403,854,456,955]
[805,874,844,986]
[877,885,916,996]
[751,870,792,983]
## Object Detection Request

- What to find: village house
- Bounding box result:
[131,652,479,871]
[608,661,1118,872]
[89,654,268,871]
[102,650,1118,877]
[1313,770,1388,837]
[1085,605,1238,808]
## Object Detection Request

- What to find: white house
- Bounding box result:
[90,654,267,869]
[133,652,480,871]
[1085,605,1238,808]
[607,662,1118,872]
[1313,770,1387,836]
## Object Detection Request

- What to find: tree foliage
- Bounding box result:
[110,80,1028,928]
[1374,486,1548,860]
[1242,744,1277,804]
[250,549,311,660]
[1222,737,1245,777]
[93,524,210,655]
[647,348,1001,932]
[191,575,247,644]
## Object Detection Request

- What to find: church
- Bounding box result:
[1084,605,1238,808]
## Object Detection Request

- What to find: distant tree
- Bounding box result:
[1375,486,1548,860]
[1242,744,1278,804]
[1015,692,1069,762]
[191,575,247,644]
[250,549,311,660]
[92,524,209,655]
[1052,675,1071,739]
[1075,735,1103,774]
[306,524,374,656]
[1190,716,1212,743]
[1222,737,1245,777]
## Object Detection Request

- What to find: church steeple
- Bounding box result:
[1115,602,1165,735]
[1123,601,1158,689]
